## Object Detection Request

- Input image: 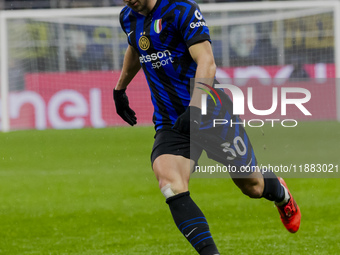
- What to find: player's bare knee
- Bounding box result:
[233,174,264,198]
[242,184,263,198]
[152,155,191,199]
[159,179,188,198]
[247,186,263,198]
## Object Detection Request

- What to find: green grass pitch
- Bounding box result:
[0,122,339,254]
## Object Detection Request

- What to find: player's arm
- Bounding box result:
[173,3,215,134]
[113,45,141,126]
[188,40,216,108]
[115,45,141,90]
[173,40,216,133]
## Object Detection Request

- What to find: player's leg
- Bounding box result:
[230,168,286,202]
[222,122,300,233]
[151,129,220,255]
[230,170,300,233]
[198,88,300,233]
[220,133,300,233]
[229,168,264,198]
[220,137,301,233]
[153,154,191,194]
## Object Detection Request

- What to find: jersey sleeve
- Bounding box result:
[177,1,211,48]
[119,6,133,46]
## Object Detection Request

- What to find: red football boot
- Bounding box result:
[276,177,301,233]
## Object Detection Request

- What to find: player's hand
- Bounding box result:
[113,88,137,126]
[173,106,201,134]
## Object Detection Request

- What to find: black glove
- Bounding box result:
[113,88,137,126]
[173,106,201,134]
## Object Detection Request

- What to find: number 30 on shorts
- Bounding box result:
[220,136,247,160]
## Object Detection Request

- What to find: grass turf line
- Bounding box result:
[0,122,339,254]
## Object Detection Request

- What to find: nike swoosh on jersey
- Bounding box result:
[127,31,134,37]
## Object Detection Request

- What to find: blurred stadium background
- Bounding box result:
[0,0,339,131]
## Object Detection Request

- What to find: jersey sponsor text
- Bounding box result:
[139,50,174,69]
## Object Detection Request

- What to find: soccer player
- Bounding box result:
[114,0,301,254]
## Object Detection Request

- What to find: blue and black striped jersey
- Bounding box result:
[120,0,211,130]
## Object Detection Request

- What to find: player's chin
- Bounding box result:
[128,5,138,12]
[127,2,139,9]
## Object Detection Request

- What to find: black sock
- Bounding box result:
[261,171,285,203]
[166,192,219,255]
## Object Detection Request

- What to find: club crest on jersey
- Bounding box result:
[154,19,162,34]
[139,35,150,51]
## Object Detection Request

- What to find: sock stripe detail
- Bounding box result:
[193,236,213,248]
[181,222,208,233]
[166,193,219,253]
[178,217,206,229]
[189,231,211,243]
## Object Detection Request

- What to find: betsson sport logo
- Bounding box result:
[139,50,174,69]
[199,83,312,128]
[190,10,207,29]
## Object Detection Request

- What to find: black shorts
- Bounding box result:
[150,90,257,172]
[151,127,203,165]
